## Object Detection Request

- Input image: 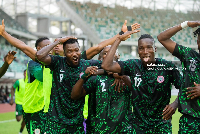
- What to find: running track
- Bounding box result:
[0,103,15,113]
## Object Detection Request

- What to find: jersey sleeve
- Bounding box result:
[81,50,87,60]
[83,76,97,95]
[13,80,19,89]
[46,55,61,70]
[28,60,43,82]
[172,43,192,62]
[118,60,132,76]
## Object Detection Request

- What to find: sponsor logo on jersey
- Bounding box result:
[157,76,164,83]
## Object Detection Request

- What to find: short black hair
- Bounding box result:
[138,34,155,47]
[194,28,200,37]
[63,39,79,50]
[35,37,49,48]
[138,34,154,41]
[24,69,26,73]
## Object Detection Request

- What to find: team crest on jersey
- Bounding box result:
[34,129,40,134]
[157,76,164,83]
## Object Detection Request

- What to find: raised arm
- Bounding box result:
[0,19,36,60]
[0,51,16,78]
[36,36,76,65]
[71,66,98,100]
[102,30,140,73]
[157,21,200,54]
[86,20,137,59]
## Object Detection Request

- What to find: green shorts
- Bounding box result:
[45,118,85,134]
[178,114,200,134]
[23,109,46,134]
[16,104,23,116]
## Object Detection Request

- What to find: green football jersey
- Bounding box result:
[118,58,182,129]
[83,75,132,133]
[47,55,101,125]
[173,44,200,118]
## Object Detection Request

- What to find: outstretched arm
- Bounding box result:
[71,66,98,100]
[102,29,140,73]
[0,51,16,78]
[36,36,76,65]
[0,19,36,60]
[157,21,200,54]
[85,20,139,59]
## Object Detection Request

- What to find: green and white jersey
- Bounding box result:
[47,55,101,125]
[173,44,200,118]
[83,75,132,133]
[118,58,182,127]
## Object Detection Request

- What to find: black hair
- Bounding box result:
[63,39,79,50]
[24,69,26,73]
[138,34,155,47]
[35,37,49,48]
[138,34,154,41]
[194,28,200,37]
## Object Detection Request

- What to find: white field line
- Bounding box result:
[0,119,15,123]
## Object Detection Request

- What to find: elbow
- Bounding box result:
[35,51,44,62]
[157,34,164,43]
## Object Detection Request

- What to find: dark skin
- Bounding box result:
[53,20,136,59]
[157,21,200,54]
[71,46,131,99]
[0,19,134,61]
[157,21,200,100]
[102,46,132,92]
[102,30,179,120]
[71,66,99,100]
[0,51,16,78]
[186,82,200,99]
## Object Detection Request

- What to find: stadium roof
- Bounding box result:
[0,0,199,18]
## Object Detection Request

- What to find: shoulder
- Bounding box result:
[28,60,41,67]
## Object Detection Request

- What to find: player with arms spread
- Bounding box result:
[102,31,182,133]
[157,21,200,134]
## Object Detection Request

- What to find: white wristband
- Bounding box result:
[181,21,188,29]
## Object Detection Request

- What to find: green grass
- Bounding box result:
[0,112,28,134]
[0,96,181,134]
[171,95,182,134]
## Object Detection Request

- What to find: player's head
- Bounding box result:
[194,28,200,51]
[35,37,51,51]
[138,34,156,67]
[63,38,81,67]
[52,37,64,56]
[98,45,120,62]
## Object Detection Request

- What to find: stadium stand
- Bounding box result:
[66,0,199,46]
[0,9,30,34]
[0,9,31,73]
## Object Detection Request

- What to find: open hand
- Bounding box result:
[186,82,200,99]
[4,51,16,65]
